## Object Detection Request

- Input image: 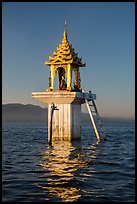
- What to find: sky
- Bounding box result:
[2,2,135,119]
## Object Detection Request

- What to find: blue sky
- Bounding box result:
[2,2,135,118]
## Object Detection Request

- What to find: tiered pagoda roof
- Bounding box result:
[44,26,85,67]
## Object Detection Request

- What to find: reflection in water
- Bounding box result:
[37,141,97,202]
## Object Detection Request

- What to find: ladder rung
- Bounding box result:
[91,111,96,113]
[98,123,104,128]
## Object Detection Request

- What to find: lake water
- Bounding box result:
[2,120,135,202]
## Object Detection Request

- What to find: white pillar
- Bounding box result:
[48,103,81,142]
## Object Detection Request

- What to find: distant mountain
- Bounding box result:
[2,103,91,123]
[2,103,48,122]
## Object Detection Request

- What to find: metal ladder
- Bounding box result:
[82,90,106,142]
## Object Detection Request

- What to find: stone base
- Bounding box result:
[32,90,95,142]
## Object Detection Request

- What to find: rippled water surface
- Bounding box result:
[2,120,135,202]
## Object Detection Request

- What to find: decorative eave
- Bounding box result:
[44,25,86,67]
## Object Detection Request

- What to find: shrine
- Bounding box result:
[32,22,105,144]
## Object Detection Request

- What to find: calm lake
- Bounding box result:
[2,120,135,202]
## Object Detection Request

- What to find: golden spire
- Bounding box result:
[44,23,85,67]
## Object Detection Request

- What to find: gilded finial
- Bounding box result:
[64,20,67,32]
[64,20,67,38]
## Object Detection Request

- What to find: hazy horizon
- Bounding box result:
[2,2,135,119]
[2,102,135,120]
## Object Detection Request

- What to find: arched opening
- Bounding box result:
[57,67,67,90]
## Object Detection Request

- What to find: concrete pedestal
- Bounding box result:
[32,91,94,141]
[48,103,81,141]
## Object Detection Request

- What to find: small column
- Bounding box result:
[67,64,72,91]
[50,65,55,90]
[74,67,80,89]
